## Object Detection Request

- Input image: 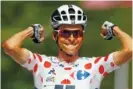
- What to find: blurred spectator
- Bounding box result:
[80,1,132,10]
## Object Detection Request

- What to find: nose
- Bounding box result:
[68,34,75,43]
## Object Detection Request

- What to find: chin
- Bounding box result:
[64,50,78,56]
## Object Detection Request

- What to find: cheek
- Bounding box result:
[58,38,65,46]
[77,37,83,43]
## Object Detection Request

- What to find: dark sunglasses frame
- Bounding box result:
[55,30,84,38]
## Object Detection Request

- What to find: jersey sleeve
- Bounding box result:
[93,52,120,74]
[21,51,47,72]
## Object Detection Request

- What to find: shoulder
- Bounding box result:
[29,52,57,63]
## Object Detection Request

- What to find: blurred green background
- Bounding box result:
[1,1,132,89]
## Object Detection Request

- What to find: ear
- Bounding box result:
[52,32,57,41]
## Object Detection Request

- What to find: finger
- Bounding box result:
[101,23,107,29]
[40,30,45,42]
[40,26,44,31]
[27,26,33,30]
[27,27,34,38]
[40,30,44,38]
[101,29,107,36]
[100,33,104,38]
[40,37,44,42]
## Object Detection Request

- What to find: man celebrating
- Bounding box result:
[2,4,132,89]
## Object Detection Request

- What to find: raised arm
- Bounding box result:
[112,26,132,65]
[2,26,44,65]
[101,24,132,66]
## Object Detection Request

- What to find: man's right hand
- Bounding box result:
[28,24,45,43]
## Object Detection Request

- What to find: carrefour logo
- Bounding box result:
[70,70,90,80]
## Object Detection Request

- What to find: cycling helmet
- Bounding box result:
[51,4,87,30]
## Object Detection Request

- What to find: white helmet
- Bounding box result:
[51,4,87,30]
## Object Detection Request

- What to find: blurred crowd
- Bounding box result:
[80,1,132,10]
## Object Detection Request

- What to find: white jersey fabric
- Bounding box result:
[22,51,119,89]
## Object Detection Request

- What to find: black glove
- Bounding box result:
[31,24,42,43]
[103,21,116,40]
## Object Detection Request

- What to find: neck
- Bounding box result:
[57,50,79,63]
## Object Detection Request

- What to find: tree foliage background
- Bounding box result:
[1,1,132,89]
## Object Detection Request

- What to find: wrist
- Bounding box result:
[112,26,122,36]
[26,27,34,38]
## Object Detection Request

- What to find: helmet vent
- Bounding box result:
[54,16,62,21]
[68,8,75,14]
[83,15,87,20]
[61,11,66,14]
[62,16,68,21]
[70,15,75,20]
[78,10,82,14]
[78,15,82,20]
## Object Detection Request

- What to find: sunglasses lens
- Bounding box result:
[73,31,79,38]
[59,30,83,38]
[60,30,71,38]
[73,30,83,38]
[78,30,83,37]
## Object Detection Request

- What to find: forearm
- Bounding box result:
[3,27,33,48]
[113,26,132,51]
[113,26,132,65]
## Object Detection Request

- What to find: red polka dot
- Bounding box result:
[99,65,104,74]
[36,54,42,62]
[44,61,51,68]
[33,64,38,73]
[61,79,71,84]
[94,57,102,64]
[104,54,109,61]
[33,53,36,59]
[40,76,43,83]
[111,62,115,67]
[70,72,74,79]
[64,67,72,70]
[28,58,31,64]
[85,63,92,69]
[103,72,109,77]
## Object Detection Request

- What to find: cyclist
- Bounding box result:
[2,4,132,89]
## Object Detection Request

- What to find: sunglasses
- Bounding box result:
[55,30,84,38]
